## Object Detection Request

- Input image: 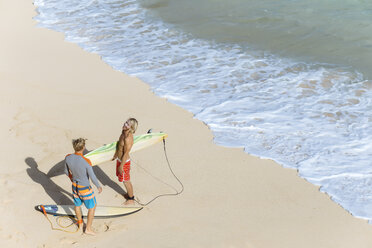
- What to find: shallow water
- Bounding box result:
[33,0,372,222]
[141,0,372,78]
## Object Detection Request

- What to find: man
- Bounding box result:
[112,118,138,205]
[65,138,102,235]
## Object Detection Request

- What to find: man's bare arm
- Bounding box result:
[112,137,123,160]
[112,141,119,160]
[120,137,133,166]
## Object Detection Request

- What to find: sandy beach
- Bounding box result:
[1,0,372,247]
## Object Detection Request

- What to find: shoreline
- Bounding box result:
[1,1,372,247]
[34,0,372,224]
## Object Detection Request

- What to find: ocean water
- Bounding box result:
[33,0,372,222]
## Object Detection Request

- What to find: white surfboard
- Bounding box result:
[85,132,168,165]
[36,204,143,217]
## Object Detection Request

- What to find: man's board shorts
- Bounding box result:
[72,182,97,209]
[116,159,131,182]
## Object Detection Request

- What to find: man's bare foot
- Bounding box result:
[76,219,83,232]
[124,199,134,205]
[84,229,96,236]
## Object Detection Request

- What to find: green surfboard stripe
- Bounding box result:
[85,132,167,164]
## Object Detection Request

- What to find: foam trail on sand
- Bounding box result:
[34,0,372,223]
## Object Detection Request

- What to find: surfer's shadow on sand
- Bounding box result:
[92,166,126,196]
[25,157,73,205]
[46,148,90,178]
[45,149,127,197]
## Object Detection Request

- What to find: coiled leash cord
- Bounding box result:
[133,138,184,206]
[39,137,183,230]
[39,205,80,233]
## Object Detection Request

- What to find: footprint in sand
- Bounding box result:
[59,237,78,245]
[11,109,72,153]
[0,178,13,204]
[15,232,27,242]
[94,221,111,232]
[2,198,13,205]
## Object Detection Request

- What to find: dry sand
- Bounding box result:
[1,0,372,247]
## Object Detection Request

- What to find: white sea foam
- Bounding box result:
[33,0,372,222]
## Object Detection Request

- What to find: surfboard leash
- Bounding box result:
[134,138,184,206]
[39,205,80,233]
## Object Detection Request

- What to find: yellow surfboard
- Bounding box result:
[36,204,142,217]
[85,132,168,165]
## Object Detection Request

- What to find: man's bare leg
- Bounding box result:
[85,206,96,235]
[74,206,83,232]
[124,181,134,205]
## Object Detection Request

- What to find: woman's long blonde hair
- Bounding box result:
[127,118,138,133]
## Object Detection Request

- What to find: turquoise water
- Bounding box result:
[141,0,372,78]
[34,0,372,222]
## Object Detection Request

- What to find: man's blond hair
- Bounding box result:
[127,118,138,134]
[72,138,86,151]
